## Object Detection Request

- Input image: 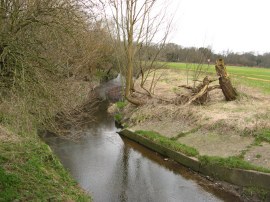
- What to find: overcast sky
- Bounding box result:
[169,0,270,54]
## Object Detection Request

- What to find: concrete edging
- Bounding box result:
[119,129,270,190]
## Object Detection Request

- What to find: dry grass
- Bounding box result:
[124,68,270,168]
[129,69,270,135]
[0,79,95,137]
[0,126,20,143]
[178,132,254,157]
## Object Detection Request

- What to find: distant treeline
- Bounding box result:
[157,43,270,68]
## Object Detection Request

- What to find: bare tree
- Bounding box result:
[100,0,174,105]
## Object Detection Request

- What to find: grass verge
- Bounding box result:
[134,130,270,174]
[199,156,270,173]
[135,130,199,157]
[0,129,90,201]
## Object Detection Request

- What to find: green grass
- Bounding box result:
[243,186,270,201]
[166,62,270,93]
[135,130,199,157]
[0,167,21,200]
[0,130,90,201]
[116,101,127,109]
[167,62,270,79]
[199,155,270,173]
[256,154,262,159]
[255,130,270,143]
[114,113,123,122]
[134,130,270,174]
[233,77,270,94]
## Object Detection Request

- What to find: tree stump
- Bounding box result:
[215,59,237,101]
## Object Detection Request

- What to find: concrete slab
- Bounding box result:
[178,132,254,157]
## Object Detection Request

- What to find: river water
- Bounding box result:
[44,78,241,202]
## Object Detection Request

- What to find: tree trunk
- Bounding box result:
[125,0,134,99]
[215,59,237,101]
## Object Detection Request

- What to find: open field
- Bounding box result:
[166,62,270,93]
[119,68,270,171]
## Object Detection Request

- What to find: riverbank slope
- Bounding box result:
[0,124,90,201]
[115,68,270,200]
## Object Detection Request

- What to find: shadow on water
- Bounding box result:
[44,76,242,202]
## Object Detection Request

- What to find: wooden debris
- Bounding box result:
[215,59,238,101]
[177,76,219,105]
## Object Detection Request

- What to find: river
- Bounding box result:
[44,77,241,202]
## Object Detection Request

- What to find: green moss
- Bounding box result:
[135,130,199,157]
[199,156,270,173]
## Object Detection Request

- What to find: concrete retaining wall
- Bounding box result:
[119,129,270,190]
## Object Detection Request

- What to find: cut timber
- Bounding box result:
[215,59,238,101]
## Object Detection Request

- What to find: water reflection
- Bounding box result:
[44,101,240,202]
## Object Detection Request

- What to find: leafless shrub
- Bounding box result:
[0,0,114,136]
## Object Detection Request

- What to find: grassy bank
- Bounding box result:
[135,130,270,174]
[0,81,93,200]
[0,126,90,201]
[166,62,270,93]
[121,129,270,201]
[136,130,199,157]
[119,65,270,200]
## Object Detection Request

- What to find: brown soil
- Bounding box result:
[178,132,253,157]
[244,143,270,168]
[121,68,270,169]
